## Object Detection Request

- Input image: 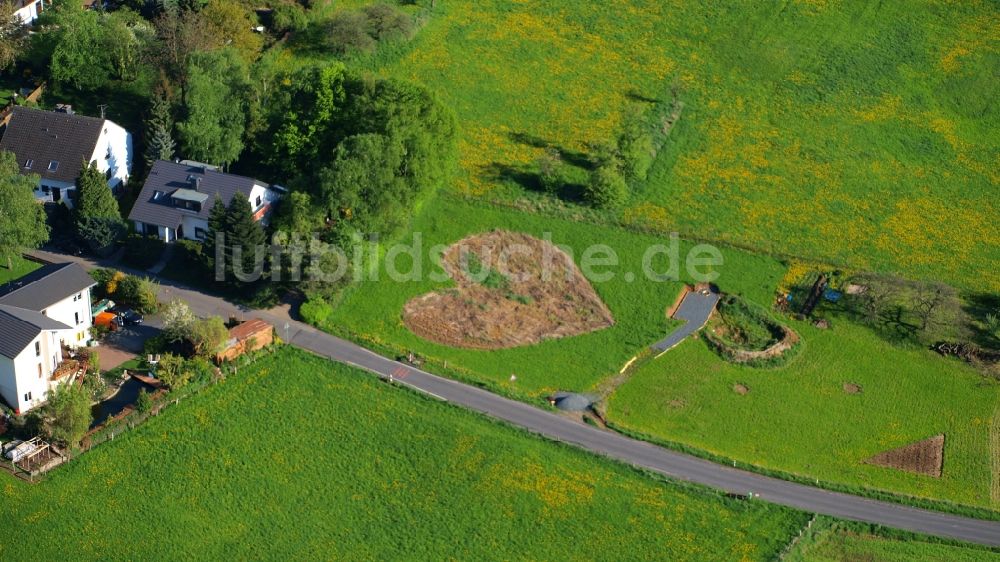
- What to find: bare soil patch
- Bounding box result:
[403,230,614,349]
[843,383,862,394]
[733,383,749,395]
[865,434,945,478]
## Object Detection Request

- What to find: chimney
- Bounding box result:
[193,177,202,191]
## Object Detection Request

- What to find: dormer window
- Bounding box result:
[24,159,33,169]
[47,160,59,171]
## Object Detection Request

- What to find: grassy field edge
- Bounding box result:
[604,420,1000,522]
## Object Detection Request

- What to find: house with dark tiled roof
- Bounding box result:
[129,160,284,243]
[0,262,96,413]
[0,106,133,208]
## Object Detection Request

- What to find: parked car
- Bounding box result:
[111,308,143,327]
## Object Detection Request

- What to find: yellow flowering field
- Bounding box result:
[360,0,999,292]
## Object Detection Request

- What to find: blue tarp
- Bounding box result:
[823,289,843,302]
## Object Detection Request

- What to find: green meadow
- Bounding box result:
[318,196,786,399]
[607,320,1000,508]
[0,348,808,560]
[316,196,999,509]
[342,0,998,293]
[788,525,1000,562]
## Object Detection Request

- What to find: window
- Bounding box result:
[38,364,43,378]
[47,160,59,171]
[24,392,32,402]
[75,312,80,325]
[24,159,33,169]
[255,196,262,208]
[195,227,208,240]
[153,190,164,200]
[35,341,40,356]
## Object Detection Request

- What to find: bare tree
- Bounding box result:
[850,274,900,326]
[911,282,957,332]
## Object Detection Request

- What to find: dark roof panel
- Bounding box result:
[0,107,106,184]
[0,262,97,311]
[128,161,269,230]
[0,305,70,359]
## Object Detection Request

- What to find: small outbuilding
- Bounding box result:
[216,319,274,363]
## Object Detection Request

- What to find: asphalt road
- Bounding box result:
[651,289,721,354]
[28,250,1000,547]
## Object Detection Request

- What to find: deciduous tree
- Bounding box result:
[0,1,27,72]
[189,316,229,357]
[177,48,249,166]
[0,151,48,269]
[43,383,91,446]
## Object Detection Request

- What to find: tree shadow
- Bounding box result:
[481,162,586,203]
[625,89,662,104]
[507,132,597,171]
[962,292,1000,349]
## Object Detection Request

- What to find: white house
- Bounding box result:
[129,160,284,243]
[0,263,96,414]
[10,0,49,25]
[0,106,133,208]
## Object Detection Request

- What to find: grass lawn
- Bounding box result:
[321,196,786,398]
[0,347,809,560]
[351,0,998,293]
[606,319,1000,509]
[788,526,1000,562]
[0,255,41,285]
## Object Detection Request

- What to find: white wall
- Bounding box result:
[133,221,175,243]
[13,0,44,25]
[42,291,93,348]
[88,120,133,191]
[180,215,210,241]
[32,178,75,207]
[0,329,65,414]
[248,184,281,226]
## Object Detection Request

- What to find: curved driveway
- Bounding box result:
[651,289,720,354]
[27,249,1000,547]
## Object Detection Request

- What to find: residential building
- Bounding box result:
[0,262,97,413]
[10,0,49,25]
[0,106,133,208]
[129,160,284,243]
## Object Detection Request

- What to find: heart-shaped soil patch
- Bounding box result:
[403,230,615,349]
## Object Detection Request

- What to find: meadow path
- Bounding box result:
[26,249,1000,547]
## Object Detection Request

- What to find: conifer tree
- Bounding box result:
[144,94,176,167]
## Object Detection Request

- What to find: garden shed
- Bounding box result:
[216,319,274,363]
